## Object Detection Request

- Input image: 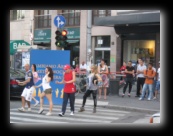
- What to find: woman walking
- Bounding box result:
[78,64,102,113]
[35,67,54,116]
[56,64,76,117]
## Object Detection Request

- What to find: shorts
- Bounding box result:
[44,88,52,94]
[21,86,35,102]
[155,80,160,91]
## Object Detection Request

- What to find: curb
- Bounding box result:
[97,104,159,114]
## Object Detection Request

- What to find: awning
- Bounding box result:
[67,40,79,44]
[94,12,160,26]
[10,40,30,55]
[33,39,51,44]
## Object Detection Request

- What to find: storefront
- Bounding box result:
[94,12,160,70]
[10,40,30,68]
[33,29,51,46]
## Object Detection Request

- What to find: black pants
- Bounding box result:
[136,77,145,96]
[62,92,75,114]
[82,89,97,107]
[123,77,133,94]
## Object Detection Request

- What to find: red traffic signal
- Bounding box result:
[62,30,67,36]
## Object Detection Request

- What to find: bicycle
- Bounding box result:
[75,71,87,96]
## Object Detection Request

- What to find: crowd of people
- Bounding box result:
[17,58,160,116]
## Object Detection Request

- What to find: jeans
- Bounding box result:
[61,92,75,114]
[140,84,153,99]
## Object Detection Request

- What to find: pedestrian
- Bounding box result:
[98,59,109,100]
[56,64,76,117]
[135,59,147,97]
[153,61,160,100]
[17,64,35,112]
[31,64,40,106]
[139,62,156,101]
[80,61,87,71]
[25,64,40,108]
[120,61,127,82]
[78,64,102,113]
[35,67,54,116]
[122,60,135,97]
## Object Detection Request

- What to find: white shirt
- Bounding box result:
[137,64,147,78]
[157,68,160,81]
[80,63,87,70]
[42,75,51,91]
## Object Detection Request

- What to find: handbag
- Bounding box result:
[92,74,98,85]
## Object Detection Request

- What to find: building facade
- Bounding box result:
[10,10,160,71]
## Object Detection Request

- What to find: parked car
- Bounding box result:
[150,112,160,123]
[10,68,25,98]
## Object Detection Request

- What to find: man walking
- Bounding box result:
[17,64,35,112]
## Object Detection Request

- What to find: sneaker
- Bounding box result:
[34,101,39,107]
[93,107,96,113]
[38,108,44,114]
[58,112,64,117]
[28,108,31,111]
[139,98,143,100]
[46,112,52,116]
[122,94,125,97]
[70,111,74,116]
[153,97,157,100]
[147,98,151,101]
[18,107,25,112]
[78,107,85,112]
[128,93,131,97]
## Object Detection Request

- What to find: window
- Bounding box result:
[34,10,51,29]
[61,10,80,26]
[92,10,111,24]
[10,10,25,20]
[95,36,110,47]
[123,40,156,67]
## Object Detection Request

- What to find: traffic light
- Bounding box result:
[55,30,61,47]
[55,29,68,48]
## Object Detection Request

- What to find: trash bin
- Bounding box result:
[108,73,120,95]
[109,79,120,96]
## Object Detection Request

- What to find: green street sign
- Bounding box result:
[10,40,30,55]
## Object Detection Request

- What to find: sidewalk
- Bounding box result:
[75,83,160,114]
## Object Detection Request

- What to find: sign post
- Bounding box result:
[54,15,66,29]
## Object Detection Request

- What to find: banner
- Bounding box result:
[30,50,70,105]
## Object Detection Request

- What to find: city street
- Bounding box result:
[10,98,153,124]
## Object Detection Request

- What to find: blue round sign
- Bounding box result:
[54,15,66,28]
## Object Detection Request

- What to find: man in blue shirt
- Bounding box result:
[17,64,35,112]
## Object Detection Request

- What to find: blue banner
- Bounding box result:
[30,50,70,105]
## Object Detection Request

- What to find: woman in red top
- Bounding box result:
[120,62,127,81]
[56,64,76,116]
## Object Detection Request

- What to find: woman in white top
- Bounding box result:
[35,67,54,116]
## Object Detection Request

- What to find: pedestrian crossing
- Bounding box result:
[10,101,131,124]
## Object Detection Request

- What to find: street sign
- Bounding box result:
[54,15,66,28]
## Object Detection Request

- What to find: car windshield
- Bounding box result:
[10,69,25,78]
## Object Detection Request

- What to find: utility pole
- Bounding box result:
[86,10,92,75]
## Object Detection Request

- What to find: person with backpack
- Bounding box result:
[139,62,156,101]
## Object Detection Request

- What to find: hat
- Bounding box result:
[63,64,71,70]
